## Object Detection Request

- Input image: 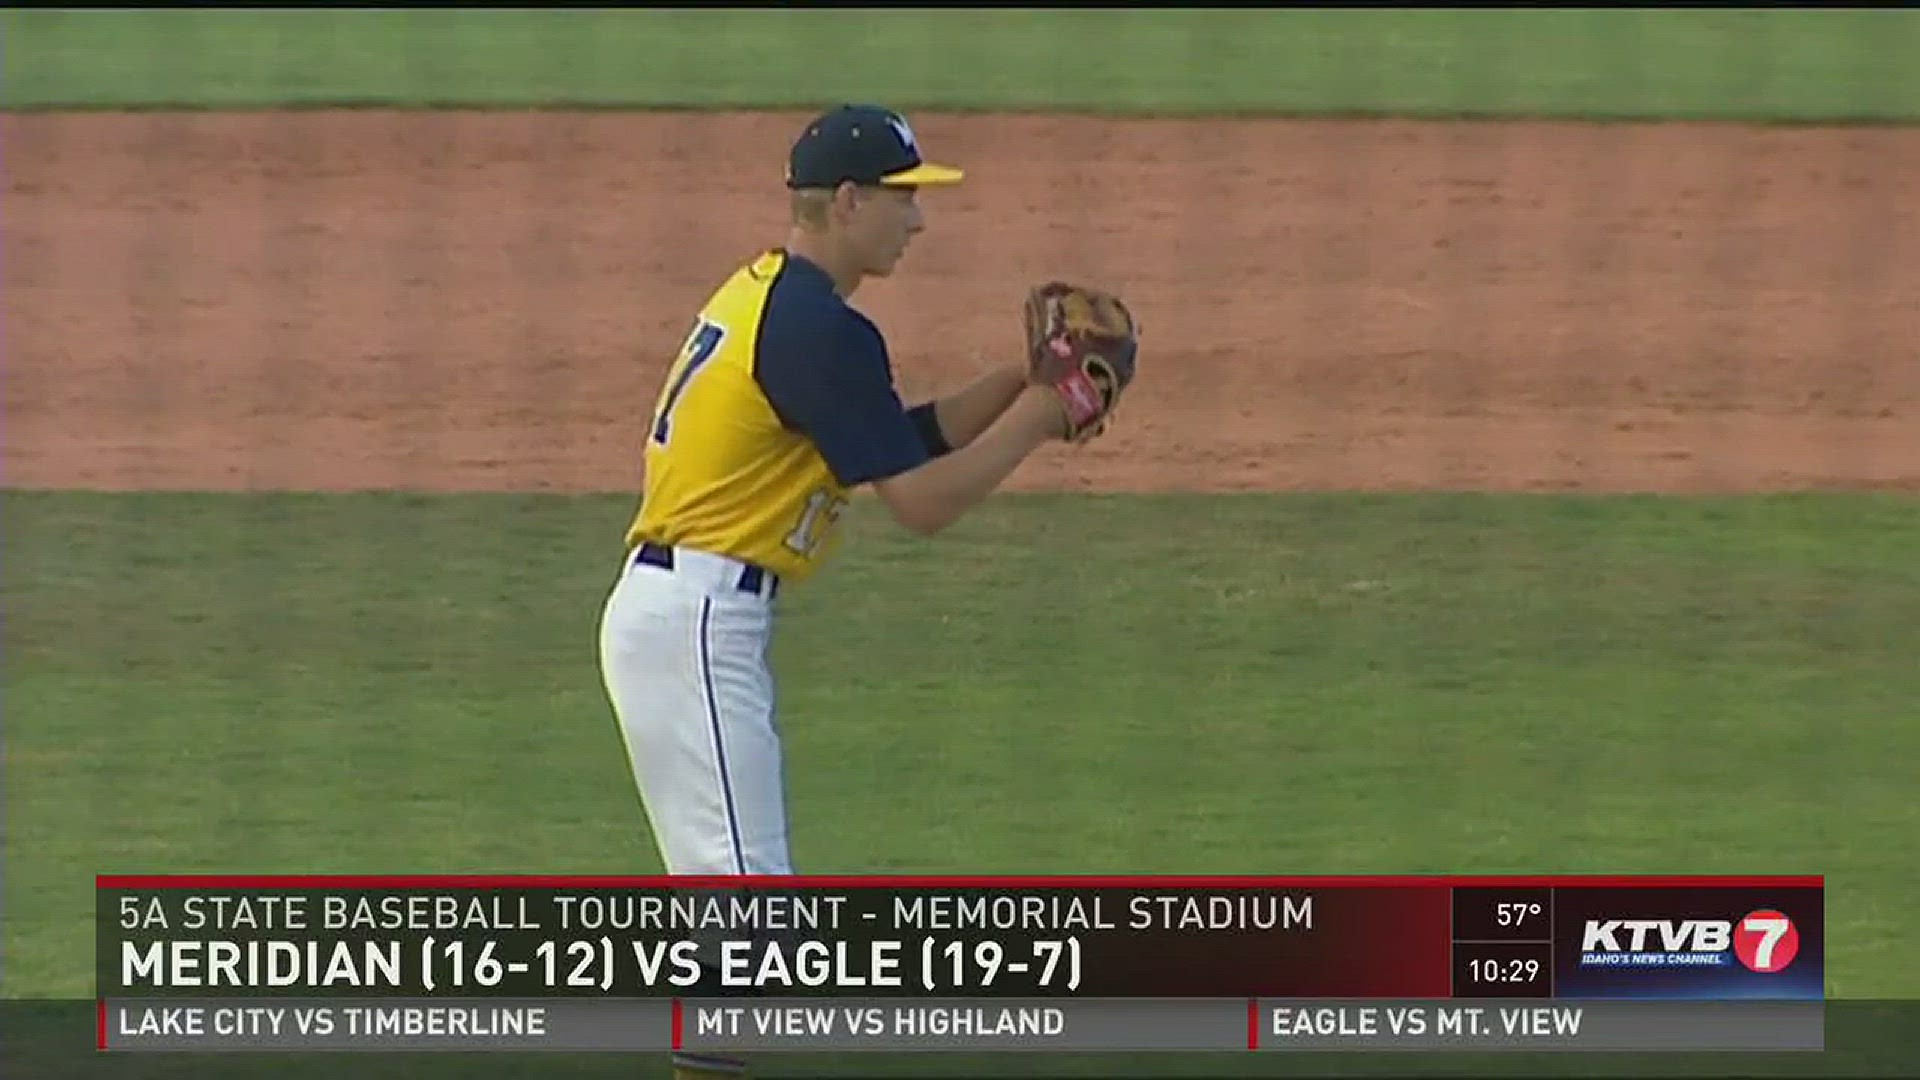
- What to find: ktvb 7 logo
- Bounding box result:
[1578,910,1800,973]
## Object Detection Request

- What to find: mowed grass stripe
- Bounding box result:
[3,9,1918,120]
[5,491,1916,1001]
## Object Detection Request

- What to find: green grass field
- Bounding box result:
[7,492,1918,998]
[6,7,1920,1077]
[6,492,1918,1077]
[4,9,1920,119]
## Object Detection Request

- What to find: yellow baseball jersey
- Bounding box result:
[622,249,950,584]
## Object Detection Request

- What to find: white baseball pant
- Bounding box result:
[597,542,791,876]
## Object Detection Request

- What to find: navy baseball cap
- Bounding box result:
[785,105,963,189]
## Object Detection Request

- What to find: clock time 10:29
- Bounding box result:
[1467,956,1542,985]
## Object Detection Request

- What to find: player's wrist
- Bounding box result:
[1010,387,1074,444]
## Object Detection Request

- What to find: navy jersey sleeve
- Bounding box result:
[755,300,932,487]
[905,402,953,457]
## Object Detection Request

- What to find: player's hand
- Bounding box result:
[1022,282,1139,442]
[1001,387,1088,450]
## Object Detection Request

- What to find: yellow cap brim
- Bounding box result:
[880,162,964,187]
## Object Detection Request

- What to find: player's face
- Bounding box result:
[846,185,924,277]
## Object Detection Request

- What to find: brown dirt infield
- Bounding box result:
[6,110,1918,494]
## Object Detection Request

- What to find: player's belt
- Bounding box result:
[634,541,780,600]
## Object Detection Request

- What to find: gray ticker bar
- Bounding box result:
[101,997,1823,1052]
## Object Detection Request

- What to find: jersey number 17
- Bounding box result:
[651,319,727,446]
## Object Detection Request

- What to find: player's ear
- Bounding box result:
[830,180,861,220]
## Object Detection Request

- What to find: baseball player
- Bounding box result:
[594,104,1137,1080]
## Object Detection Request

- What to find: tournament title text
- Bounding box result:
[119,891,1312,935]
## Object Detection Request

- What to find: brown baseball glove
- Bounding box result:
[1022,281,1139,442]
